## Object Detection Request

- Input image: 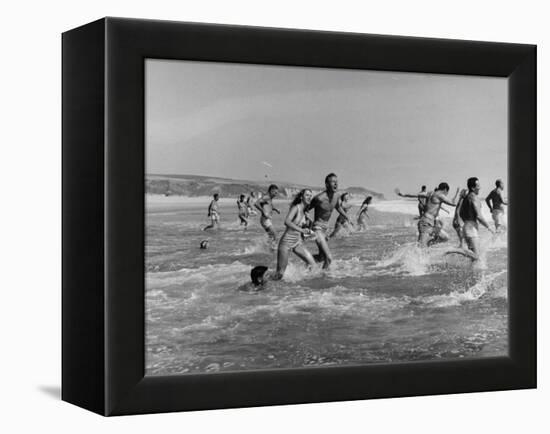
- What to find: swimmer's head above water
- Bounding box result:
[250,265,268,286]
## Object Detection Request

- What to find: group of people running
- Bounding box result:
[202,173,507,287]
[202,173,372,284]
[397,177,507,260]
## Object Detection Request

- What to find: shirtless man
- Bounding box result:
[485,179,508,232]
[398,183,460,247]
[255,184,280,245]
[457,177,494,260]
[309,173,351,269]
[202,193,220,231]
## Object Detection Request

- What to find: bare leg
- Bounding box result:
[315,233,333,269]
[418,230,431,247]
[329,223,342,239]
[274,244,289,280]
[357,216,366,232]
[466,236,480,261]
[266,227,277,248]
[293,245,316,267]
[454,227,464,248]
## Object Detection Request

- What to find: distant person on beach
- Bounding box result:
[237,194,249,229]
[452,189,468,248]
[330,192,354,238]
[356,196,372,231]
[310,173,351,269]
[397,183,460,247]
[239,265,269,292]
[453,177,494,260]
[271,189,316,280]
[255,184,281,245]
[485,179,508,232]
[202,193,220,231]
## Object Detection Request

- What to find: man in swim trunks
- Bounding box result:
[202,193,220,231]
[237,194,249,229]
[452,189,468,248]
[255,184,281,245]
[309,173,351,269]
[485,179,508,232]
[459,177,494,260]
[399,182,460,247]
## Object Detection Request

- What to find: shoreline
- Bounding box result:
[145,194,502,220]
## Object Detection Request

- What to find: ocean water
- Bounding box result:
[145,197,508,375]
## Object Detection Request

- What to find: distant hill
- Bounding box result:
[146,173,385,200]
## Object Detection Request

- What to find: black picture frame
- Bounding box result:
[62,17,536,416]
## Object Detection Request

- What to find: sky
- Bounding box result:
[145,59,507,197]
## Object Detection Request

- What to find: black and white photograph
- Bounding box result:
[3,0,544,429]
[145,59,508,376]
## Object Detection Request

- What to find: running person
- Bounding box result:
[485,179,508,232]
[202,193,220,231]
[255,184,280,245]
[310,173,351,269]
[356,196,372,231]
[456,177,494,260]
[237,194,249,229]
[330,192,353,238]
[272,189,316,280]
[398,183,460,247]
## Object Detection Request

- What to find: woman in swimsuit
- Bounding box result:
[273,189,316,280]
[356,195,372,231]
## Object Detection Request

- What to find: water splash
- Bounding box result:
[418,270,507,307]
[375,243,434,276]
[241,237,276,255]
